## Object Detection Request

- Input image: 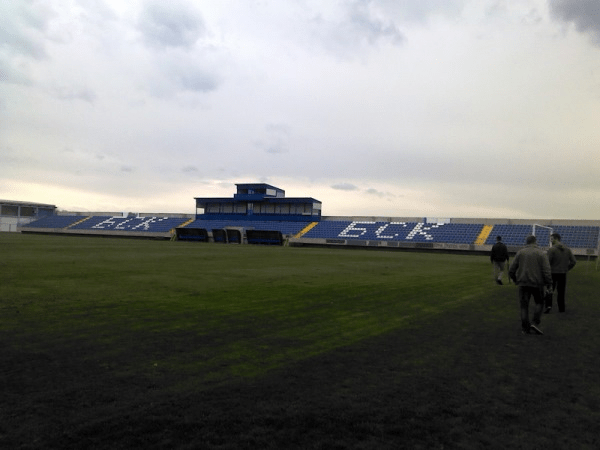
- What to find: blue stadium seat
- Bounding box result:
[485,224,600,248]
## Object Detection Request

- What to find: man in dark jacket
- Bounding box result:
[509,235,552,335]
[490,236,509,285]
[545,233,577,313]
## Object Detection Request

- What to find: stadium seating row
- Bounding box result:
[183,219,307,237]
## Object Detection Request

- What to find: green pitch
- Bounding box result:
[2,233,600,448]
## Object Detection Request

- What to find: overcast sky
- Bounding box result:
[1,0,600,219]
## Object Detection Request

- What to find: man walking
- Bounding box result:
[509,235,552,335]
[545,233,577,313]
[490,235,509,285]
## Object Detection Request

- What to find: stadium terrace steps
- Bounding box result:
[67,216,92,228]
[178,218,195,228]
[475,225,494,245]
[294,222,319,238]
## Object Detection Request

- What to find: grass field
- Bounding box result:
[2,233,600,449]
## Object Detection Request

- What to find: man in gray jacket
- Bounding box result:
[509,235,552,335]
[545,233,577,313]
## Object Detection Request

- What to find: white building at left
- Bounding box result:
[0,200,56,232]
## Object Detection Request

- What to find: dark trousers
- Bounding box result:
[519,286,544,332]
[545,273,567,312]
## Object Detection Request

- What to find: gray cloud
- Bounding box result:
[307,0,405,57]
[550,0,600,44]
[346,1,404,46]
[174,66,219,93]
[0,1,57,88]
[135,1,221,97]
[365,188,396,199]
[254,124,292,155]
[51,85,97,103]
[0,26,46,60]
[0,58,33,85]
[253,139,289,155]
[332,183,359,191]
[265,123,291,135]
[0,1,52,59]
[264,145,288,155]
[376,0,466,23]
[142,50,222,97]
[76,0,117,23]
[182,166,207,178]
[138,0,206,50]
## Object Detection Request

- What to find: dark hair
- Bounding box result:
[496,236,502,241]
[526,235,537,245]
[551,233,561,241]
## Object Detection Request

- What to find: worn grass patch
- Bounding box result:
[1,233,600,449]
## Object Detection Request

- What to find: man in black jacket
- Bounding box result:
[490,235,509,285]
[545,233,577,313]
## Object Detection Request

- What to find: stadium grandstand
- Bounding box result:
[17,183,600,257]
[20,211,193,240]
[0,200,56,232]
